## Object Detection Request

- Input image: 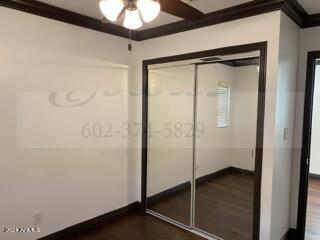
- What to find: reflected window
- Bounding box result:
[217,84,230,128]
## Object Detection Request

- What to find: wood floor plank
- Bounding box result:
[66,171,255,240]
[67,212,204,240]
[305,178,320,240]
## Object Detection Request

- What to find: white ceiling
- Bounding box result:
[38,0,251,30]
[298,0,320,15]
[38,0,320,30]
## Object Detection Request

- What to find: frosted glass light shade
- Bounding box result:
[137,0,160,22]
[100,0,124,22]
[123,9,143,30]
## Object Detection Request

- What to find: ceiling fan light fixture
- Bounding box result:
[123,9,143,30]
[137,0,160,23]
[100,0,124,22]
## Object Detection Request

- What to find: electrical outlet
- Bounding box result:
[33,210,44,226]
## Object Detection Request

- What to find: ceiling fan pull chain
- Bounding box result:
[128,29,132,51]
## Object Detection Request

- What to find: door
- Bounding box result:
[142,42,267,240]
[146,65,195,226]
[194,60,259,240]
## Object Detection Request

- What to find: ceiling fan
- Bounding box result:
[100,0,205,30]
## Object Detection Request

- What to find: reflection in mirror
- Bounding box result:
[145,50,261,240]
[194,57,259,240]
[146,65,195,226]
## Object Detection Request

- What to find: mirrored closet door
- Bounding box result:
[146,65,195,226]
[194,58,259,240]
[144,44,265,240]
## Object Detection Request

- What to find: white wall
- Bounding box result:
[0,7,136,240]
[133,11,282,240]
[291,25,320,228]
[270,13,300,239]
[310,65,320,175]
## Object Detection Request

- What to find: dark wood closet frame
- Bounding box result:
[141,42,268,240]
[297,51,320,240]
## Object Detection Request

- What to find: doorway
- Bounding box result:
[141,42,267,240]
[297,51,320,240]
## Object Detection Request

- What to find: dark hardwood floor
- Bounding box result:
[305,177,320,240]
[67,212,204,240]
[148,170,254,240]
[64,170,254,240]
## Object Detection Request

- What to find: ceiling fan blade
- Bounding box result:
[118,6,126,19]
[101,6,126,23]
[160,0,204,21]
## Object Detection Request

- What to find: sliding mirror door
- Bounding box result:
[194,55,260,240]
[146,65,195,226]
[143,43,266,240]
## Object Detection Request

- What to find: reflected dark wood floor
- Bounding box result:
[195,171,254,240]
[149,171,254,240]
[67,212,204,240]
[148,185,192,226]
[306,177,320,240]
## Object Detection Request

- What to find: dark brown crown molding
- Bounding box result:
[0,0,138,39]
[0,0,319,41]
[136,0,308,40]
[303,14,320,28]
[137,0,283,40]
[282,0,308,27]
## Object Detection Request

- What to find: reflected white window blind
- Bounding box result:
[217,84,230,128]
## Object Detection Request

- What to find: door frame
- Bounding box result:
[141,42,268,240]
[297,51,320,240]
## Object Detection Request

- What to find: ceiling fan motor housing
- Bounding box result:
[124,0,160,11]
[124,0,138,11]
